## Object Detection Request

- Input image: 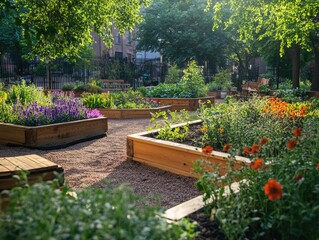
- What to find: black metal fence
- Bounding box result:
[0,54,166,89]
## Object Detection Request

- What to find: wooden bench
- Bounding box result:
[0,154,64,191]
[100,79,131,92]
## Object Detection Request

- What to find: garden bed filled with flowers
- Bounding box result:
[82,90,171,119]
[135,96,319,239]
[0,82,107,148]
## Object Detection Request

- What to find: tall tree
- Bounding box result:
[208,0,319,90]
[137,0,228,71]
[1,0,149,61]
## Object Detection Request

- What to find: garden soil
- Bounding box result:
[0,119,199,209]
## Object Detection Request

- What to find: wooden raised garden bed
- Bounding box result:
[0,117,108,149]
[148,96,215,111]
[127,120,249,178]
[97,105,171,119]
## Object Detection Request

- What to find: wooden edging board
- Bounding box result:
[96,105,171,119]
[148,96,215,111]
[127,120,250,178]
[0,117,108,149]
[162,181,242,221]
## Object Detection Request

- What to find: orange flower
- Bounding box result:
[218,128,224,134]
[243,146,251,155]
[223,143,231,153]
[294,174,302,182]
[317,162,319,170]
[287,138,297,150]
[264,179,282,201]
[251,158,263,170]
[293,128,302,137]
[201,127,207,132]
[251,144,260,154]
[259,137,269,146]
[202,146,213,155]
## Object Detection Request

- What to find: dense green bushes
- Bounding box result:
[141,61,208,98]
[0,182,196,239]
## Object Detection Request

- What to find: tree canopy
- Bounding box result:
[207,0,319,89]
[0,0,149,61]
[137,0,228,69]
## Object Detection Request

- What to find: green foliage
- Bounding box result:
[137,0,228,67]
[82,93,115,109]
[257,84,271,94]
[207,69,233,91]
[180,61,207,97]
[0,181,196,240]
[6,80,49,105]
[149,110,192,142]
[143,61,208,98]
[62,83,75,91]
[194,117,319,239]
[274,88,307,103]
[82,90,160,109]
[1,0,150,61]
[165,64,181,83]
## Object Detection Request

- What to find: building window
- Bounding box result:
[125,30,131,45]
[115,33,121,44]
[115,52,123,60]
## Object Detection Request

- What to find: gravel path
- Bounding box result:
[0,119,199,209]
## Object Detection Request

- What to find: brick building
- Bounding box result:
[92,27,136,62]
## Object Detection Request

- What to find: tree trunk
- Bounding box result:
[289,45,300,89]
[312,45,319,91]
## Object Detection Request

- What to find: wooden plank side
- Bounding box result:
[133,156,192,177]
[0,169,63,190]
[29,118,108,147]
[162,182,241,221]
[0,123,26,145]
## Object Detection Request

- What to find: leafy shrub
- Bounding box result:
[142,61,208,98]
[193,97,319,239]
[82,90,160,109]
[194,119,319,239]
[62,83,74,91]
[165,64,180,83]
[82,93,115,109]
[258,84,271,94]
[208,69,232,91]
[274,88,307,102]
[6,80,49,105]
[0,182,196,240]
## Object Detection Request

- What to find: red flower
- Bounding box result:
[259,137,269,146]
[293,128,302,137]
[264,179,283,201]
[202,146,213,155]
[223,143,231,153]
[294,174,302,182]
[287,138,297,150]
[251,144,260,154]
[251,158,263,170]
[243,146,251,155]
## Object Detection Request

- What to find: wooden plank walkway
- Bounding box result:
[0,154,63,191]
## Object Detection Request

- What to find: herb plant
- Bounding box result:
[0,181,196,240]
